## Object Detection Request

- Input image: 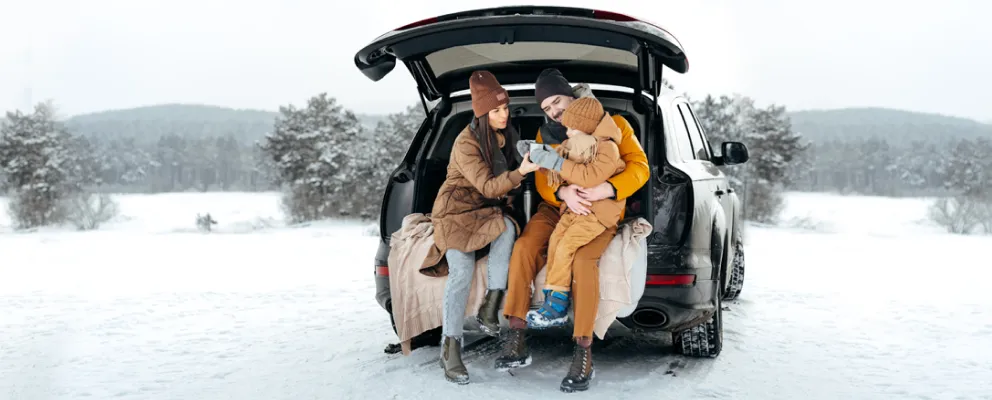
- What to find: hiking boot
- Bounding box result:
[526,289,570,329]
[494,327,532,371]
[475,289,504,336]
[560,342,594,393]
[439,336,469,385]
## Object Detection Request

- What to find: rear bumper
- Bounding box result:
[617,278,719,333]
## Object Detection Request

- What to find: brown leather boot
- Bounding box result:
[439,336,469,384]
[560,340,594,393]
[475,289,504,336]
[494,327,531,371]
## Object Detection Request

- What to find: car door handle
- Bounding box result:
[715,190,725,196]
[726,188,734,194]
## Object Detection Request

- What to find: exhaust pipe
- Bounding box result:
[630,308,668,329]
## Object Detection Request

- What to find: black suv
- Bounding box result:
[356,6,749,358]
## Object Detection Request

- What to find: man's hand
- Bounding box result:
[576,182,616,202]
[558,185,592,215]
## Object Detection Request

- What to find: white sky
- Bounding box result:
[1,0,989,121]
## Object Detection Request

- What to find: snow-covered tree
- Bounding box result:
[346,104,425,219]
[0,103,85,228]
[928,137,992,234]
[940,138,992,198]
[693,94,808,223]
[260,93,366,222]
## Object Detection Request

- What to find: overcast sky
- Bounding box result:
[2,0,989,121]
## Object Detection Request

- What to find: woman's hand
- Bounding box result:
[518,153,540,175]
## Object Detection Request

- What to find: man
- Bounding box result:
[495,68,649,393]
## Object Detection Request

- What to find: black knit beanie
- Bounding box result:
[535,68,573,106]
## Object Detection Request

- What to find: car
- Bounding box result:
[355,5,749,358]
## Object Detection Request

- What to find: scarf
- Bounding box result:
[470,119,519,207]
[539,120,568,145]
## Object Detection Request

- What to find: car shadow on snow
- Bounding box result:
[377,325,720,389]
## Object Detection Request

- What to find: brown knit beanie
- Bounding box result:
[470,70,509,118]
[561,97,605,134]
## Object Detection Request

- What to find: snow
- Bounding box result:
[2,191,991,399]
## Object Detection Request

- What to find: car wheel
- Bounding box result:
[723,235,745,301]
[673,294,723,358]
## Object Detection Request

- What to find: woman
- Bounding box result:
[431,70,540,385]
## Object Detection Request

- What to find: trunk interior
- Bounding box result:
[410,88,649,228]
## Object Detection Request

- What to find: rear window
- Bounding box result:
[425,42,637,77]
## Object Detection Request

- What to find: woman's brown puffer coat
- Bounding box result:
[429,126,523,263]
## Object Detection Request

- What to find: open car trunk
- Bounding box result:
[353,6,689,102]
[359,6,691,244]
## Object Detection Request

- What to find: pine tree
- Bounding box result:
[0,103,87,228]
[260,93,366,222]
[692,94,808,223]
[347,104,425,219]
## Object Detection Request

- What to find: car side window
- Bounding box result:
[678,103,711,161]
[668,105,696,162]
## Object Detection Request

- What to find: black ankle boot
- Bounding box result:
[475,289,504,336]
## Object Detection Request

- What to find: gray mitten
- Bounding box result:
[516,140,535,158]
[529,146,564,172]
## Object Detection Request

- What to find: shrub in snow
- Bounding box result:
[975,199,992,235]
[6,188,69,230]
[64,191,119,230]
[743,180,785,225]
[928,196,981,234]
[363,222,379,237]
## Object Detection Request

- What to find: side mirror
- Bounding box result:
[719,142,749,165]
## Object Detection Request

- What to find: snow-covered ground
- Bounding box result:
[1,191,990,399]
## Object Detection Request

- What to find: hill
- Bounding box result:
[788,107,992,143]
[63,104,388,143]
[55,104,991,146]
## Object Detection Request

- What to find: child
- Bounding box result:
[526,97,627,329]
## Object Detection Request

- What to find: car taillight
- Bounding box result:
[646,274,694,286]
[375,265,389,277]
[592,9,669,36]
[591,10,638,22]
[395,17,439,31]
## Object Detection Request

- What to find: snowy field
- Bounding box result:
[2,191,990,399]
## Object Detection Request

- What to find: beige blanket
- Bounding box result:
[531,217,653,339]
[387,213,489,354]
[387,214,652,353]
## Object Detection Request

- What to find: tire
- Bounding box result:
[673,295,723,358]
[723,235,745,301]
